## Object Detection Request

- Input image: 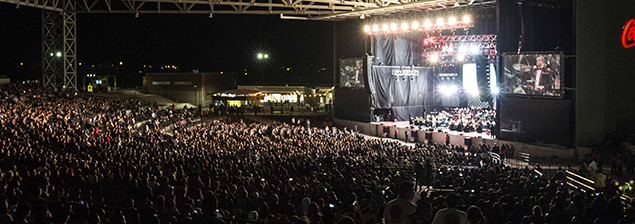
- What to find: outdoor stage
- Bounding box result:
[370,121,495,146]
[334,119,496,147]
[334,118,582,159]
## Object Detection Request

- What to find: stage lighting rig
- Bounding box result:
[364,15,473,36]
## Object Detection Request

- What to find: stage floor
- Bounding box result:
[371,121,495,140]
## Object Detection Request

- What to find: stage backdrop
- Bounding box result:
[374,33,423,66]
[368,67,431,121]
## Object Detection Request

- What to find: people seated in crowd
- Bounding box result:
[410,107,496,133]
[0,83,632,224]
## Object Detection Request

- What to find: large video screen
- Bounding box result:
[339,58,365,88]
[503,53,562,97]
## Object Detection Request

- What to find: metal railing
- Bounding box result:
[564,170,633,206]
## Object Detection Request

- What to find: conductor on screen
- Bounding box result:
[507,54,560,96]
[531,55,560,96]
[354,60,362,85]
[341,59,364,88]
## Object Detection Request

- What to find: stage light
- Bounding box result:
[454,2,459,6]
[390,23,398,31]
[424,20,432,28]
[429,54,439,62]
[459,45,468,54]
[469,45,480,54]
[401,22,409,31]
[360,14,365,19]
[463,15,470,23]
[448,17,457,25]
[469,89,480,96]
[264,54,269,59]
[55,51,62,57]
[491,86,500,95]
[457,54,465,61]
[436,18,444,26]
[412,21,419,29]
[257,53,263,59]
[382,24,389,31]
[440,85,458,95]
[372,24,379,32]
[364,25,371,32]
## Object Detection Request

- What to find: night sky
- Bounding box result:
[0,3,334,87]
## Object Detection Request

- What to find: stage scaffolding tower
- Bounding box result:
[42,0,77,91]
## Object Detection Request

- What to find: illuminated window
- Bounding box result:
[152,81,171,85]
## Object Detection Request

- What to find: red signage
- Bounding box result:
[623,19,635,48]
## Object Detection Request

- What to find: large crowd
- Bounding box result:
[0,84,633,224]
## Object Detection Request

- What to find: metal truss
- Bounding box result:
[40,0,77,90]
[63,0,78,90]
[2,0,495,20]
[42,10,62,90]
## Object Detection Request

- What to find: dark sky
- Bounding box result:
[0,3,334,86]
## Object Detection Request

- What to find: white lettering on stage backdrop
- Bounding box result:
[391,70,419,76]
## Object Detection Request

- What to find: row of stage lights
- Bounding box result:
[364,15,471,34]
[426,52,474,63]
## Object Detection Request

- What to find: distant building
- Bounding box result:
[0,76,10,85]
[211,85,334,107]
[145,72,236,105]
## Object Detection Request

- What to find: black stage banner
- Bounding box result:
[374,34,423,66]
[369,67,431,121]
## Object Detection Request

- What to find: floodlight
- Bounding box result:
[459,45,468,54]
[436,18,444,26]
[448,17,457,25]
[463,15,470,23]
[364,25,371,32]
[257,53,263,59]
[390,23,398,31]
[401,22,409,31]
[429,54,439,62]
[424,20,432,28]
[372,25,379,32]
[491,86,500,95]
[412,22,419,29]
[469,45,480,54]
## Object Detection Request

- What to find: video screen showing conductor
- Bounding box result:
[503,53,562,97]
[339,58,365,88]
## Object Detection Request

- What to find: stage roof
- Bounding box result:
[2,0,495,20]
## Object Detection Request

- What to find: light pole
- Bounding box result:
[193,85,197,105]
[257,53,268,85]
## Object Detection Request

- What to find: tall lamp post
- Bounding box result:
[193,85,197,105]
[257,53,268,85]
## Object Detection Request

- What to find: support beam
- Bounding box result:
[62,10,78,90]
[41,1,78,91]
[42,10,62,90]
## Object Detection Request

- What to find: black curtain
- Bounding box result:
[369,67,431,121]
[374,34,422,66]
